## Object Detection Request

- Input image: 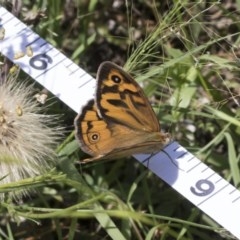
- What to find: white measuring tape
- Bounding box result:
[1,7,240,239]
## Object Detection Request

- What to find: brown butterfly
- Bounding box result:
[74,62,170,162]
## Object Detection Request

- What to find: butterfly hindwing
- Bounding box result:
[74,99,110,157]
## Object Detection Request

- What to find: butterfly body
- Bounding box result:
[75,62,170,162]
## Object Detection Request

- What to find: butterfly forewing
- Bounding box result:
[96,62,160,132]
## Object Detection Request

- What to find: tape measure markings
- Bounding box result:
[152,142,240,206]
[0,8,96,113]
[68,64,80,75]
[1,13,13,23]
[143,142,240,237]
[1,7,240,239]
[233,195,240,203]
[198,184,229,206]
[33,56,66,78]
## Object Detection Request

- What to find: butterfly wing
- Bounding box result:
[74,99,110,158]
[75,62,170,162]
[74,99,169,162]
[74,99,138,161]
[96,62,160,132]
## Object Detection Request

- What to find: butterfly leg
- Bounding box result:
[141,148,181,170]
[142,152,158,168]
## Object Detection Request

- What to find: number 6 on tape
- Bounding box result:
[29,53,53,70]
[190,179,215,197]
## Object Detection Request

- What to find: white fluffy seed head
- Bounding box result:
[0,74,62,200]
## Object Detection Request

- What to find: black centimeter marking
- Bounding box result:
[232,195,240,203]
[201,166,209,172]
[69,66,82,75]
[176,151,189,159]
[77,77,94,89]
[187,156,195,162]
[79,71,88,78]
[65,61,88,77]
[53,50,61,57]
[26,36,42,46]
[16,26,28,35]
[0,8,8,17]
[206,172,216,180]
[197,183,230,206]
[65,61,74,68]
[14,18,24,26]
[40,42,48,48]
[1,15,15,25]
[25,29,34,38]
[229,188,237,194]
[229,189,240,203]
[187,161,202,173]
[34,54,66,79]
[215,177,223,184]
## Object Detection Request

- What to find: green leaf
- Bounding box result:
[224,132,240,187]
